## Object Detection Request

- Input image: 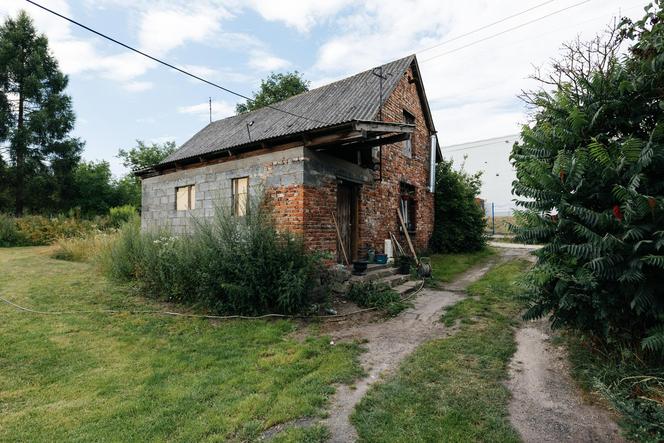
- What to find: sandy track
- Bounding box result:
[507,319,625,442]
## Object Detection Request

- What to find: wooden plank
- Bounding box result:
[396,207,419,265]
[331,211,349,266]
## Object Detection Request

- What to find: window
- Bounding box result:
[402,110,415,158]
[232,177,249,216]
[176,185,195,211]
[399,182,416,232]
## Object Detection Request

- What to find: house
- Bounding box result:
[136,55,441,263]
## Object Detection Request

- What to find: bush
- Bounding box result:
[108,205,137,228]
[429,158,486,253]
[512,5,664,355]
[347,280,408,316]
[0,213,26,246]
[101,197,327,315]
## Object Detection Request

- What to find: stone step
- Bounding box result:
[350,265,398,282]
[394,280,420,297]
[377,273,411,288]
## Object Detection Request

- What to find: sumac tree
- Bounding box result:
[512,3,664,354]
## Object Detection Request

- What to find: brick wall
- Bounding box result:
[301,65,435,256]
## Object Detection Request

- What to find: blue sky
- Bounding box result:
[0,0,647,179]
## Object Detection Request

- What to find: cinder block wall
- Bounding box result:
[141,147,306,234]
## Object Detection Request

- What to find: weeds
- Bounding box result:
[346,280,408,316]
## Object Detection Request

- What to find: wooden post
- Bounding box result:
[396,208,419,265]
[331,211,350,266]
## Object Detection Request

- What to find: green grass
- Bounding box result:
[351,259,531,442]
[0,247,362,442]
[561,334,664,442]
[430,247,496,282]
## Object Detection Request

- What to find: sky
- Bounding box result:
[0,0,649,185]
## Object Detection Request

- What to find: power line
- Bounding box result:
[417,0,556,54]
[23,0,330,126]
[420,0,591,63]
[445,139,516,153]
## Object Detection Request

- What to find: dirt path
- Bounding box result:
[320,254,504,443]
[507,319,625,442]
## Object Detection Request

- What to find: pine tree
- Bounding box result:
[0,11,82,215]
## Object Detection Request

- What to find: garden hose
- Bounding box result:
[0,279,426,322]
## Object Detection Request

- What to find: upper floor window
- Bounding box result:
[232,177,249,216]
[176,185,196,211]
[403,110,415,158]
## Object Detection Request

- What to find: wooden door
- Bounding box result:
[336,181,358,263]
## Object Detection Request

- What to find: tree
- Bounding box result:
[429,158,486,253]
[512,3,664,354]
[236,72,310,114]
[70,161,120,216]
[116,140,177,207]
[0,11,82,216]
[117,140,176,171]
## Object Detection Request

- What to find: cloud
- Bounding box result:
[247,50,290,71]
[178,100,236,122]
[138,6,230,56]
[123,81,153,92]
[245,0,353,32]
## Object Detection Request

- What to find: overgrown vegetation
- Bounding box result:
[512,3,664,355]
[352,259,530,442]
[429,157,486,253]
[0,205,134,247]
[562,334,664,442]
[347,280,408,316]
[0,247,362,441]
[101,197,327,315]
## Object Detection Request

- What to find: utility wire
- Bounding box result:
[445,139,516,153]
[23,0,331,126]
[420,0,591,63]
[417,0,556,54]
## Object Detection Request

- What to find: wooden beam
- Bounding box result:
[353,121,415,134]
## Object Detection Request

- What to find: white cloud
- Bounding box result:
[178,100,236,122]
[246,0,353,32]
[138,6,230,56]
[247,50,290,71]
[123,80,153,92]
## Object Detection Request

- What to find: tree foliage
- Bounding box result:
[429,158,486,253]
[512,2,664,354]
[0,11,82,215]
[235,71,310,114]
[117,140,176,171]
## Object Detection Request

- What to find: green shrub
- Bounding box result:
[429,158,486,253]
[14,215,101,245]
[512,4,664,355]
[108,205,137,228]
[101,197,327,315]
[347,280,407,316]
[0,213,26,246]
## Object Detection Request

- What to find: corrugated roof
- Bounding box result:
[162,55,417,164]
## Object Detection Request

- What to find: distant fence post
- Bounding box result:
[492,202,495,236]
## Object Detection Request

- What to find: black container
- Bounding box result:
[352,260,368,275]
[396,256,414,274]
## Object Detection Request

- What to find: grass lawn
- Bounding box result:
[351,258,530,442]
[430,247,496,282]
[0,247,362,442]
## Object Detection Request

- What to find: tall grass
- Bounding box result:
[52,232,117,262]
[100,197,328,315]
